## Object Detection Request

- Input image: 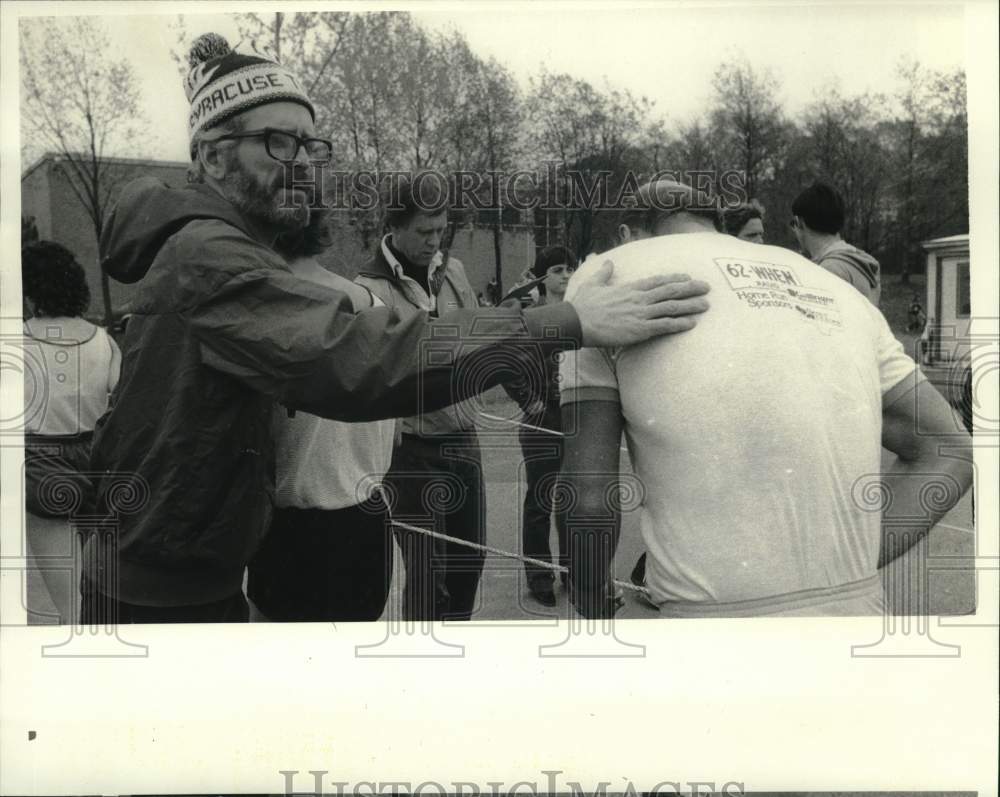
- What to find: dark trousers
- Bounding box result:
[386,432,485,621]
[24,432,96,517]
[79,583,249,624]
[519,406,567,588]
[246,499,393,622]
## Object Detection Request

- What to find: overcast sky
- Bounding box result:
[20,2,966,164]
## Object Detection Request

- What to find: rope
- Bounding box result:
[479,411,564,436]
[478,411,631,453]
[389,518,651,596]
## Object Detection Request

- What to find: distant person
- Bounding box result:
[484,279,500,306]
[503,245,577,606]
[907,293,927,333]
[21,241,121,622]
[723,199,765,243]
[791,182,881,306]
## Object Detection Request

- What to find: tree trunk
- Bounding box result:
[493,208,503,297]
[100,264,114,328]
[273,13,283,62]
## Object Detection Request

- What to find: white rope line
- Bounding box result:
[936,522,975,535]
[479,411,563,436]
[478,411,631,453]
[390,518,651,596]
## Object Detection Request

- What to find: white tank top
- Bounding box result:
[22,316,120,435]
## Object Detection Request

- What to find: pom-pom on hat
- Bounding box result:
[184,33,315,155]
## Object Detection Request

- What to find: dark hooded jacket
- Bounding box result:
[815,242,882,307]
[88,177,582,607]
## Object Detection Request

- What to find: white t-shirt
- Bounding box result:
[560,232,921,615]
[272,259,395,511]
[22,316,120,436]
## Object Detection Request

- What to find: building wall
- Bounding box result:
[20,162,53,240]
[449,224,536,294]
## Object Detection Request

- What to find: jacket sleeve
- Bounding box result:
[175,224,583,423]
[501,368,538,412]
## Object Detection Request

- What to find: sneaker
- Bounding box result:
[630,553,647,587]
[529,583,557,607]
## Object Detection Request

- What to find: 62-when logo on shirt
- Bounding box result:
[717,258,802,290]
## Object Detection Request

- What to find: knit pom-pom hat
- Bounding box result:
[184,33,315,155]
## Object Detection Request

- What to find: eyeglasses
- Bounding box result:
[208,128,333,164]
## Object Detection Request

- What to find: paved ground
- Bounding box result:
[24,391,975,625]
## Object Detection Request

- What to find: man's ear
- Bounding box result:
[616,224,632,244]
[198,140,228,181]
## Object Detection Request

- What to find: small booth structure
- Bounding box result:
[921,233,970,365]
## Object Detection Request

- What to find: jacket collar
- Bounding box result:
[380,234,444,281]
[360,236,449,286]
[810,235,848,263]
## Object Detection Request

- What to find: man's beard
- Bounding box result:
[220,166,310,235]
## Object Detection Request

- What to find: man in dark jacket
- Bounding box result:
[791,182,882,306]
[82,34,711,623]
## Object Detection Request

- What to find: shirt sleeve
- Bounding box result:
[559,346,620,406]
[559,255,622,406]
[106,332,123,394]
[865,301,925,405]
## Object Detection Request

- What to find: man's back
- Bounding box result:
[563,232,917,614]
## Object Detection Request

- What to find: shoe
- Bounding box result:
[529,584,557,607]
[630,553,647,587]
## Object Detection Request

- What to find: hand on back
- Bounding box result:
[568,260,710,348]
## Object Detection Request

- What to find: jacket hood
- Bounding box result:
[100,176,253,284]
[820,245,881,290]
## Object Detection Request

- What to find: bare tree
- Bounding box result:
[889,59,968,283]
[468,56,523,293]
[709,58,786,198]
[20,17,146,326]
[526,71,653,255]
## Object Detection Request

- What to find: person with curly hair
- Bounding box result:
[21,240,121,623]
[722,199,766,243]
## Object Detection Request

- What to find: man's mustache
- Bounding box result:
[282,163,321,208]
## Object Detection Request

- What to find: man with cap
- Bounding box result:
[559,178,971,619]
[83,36,711,624]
